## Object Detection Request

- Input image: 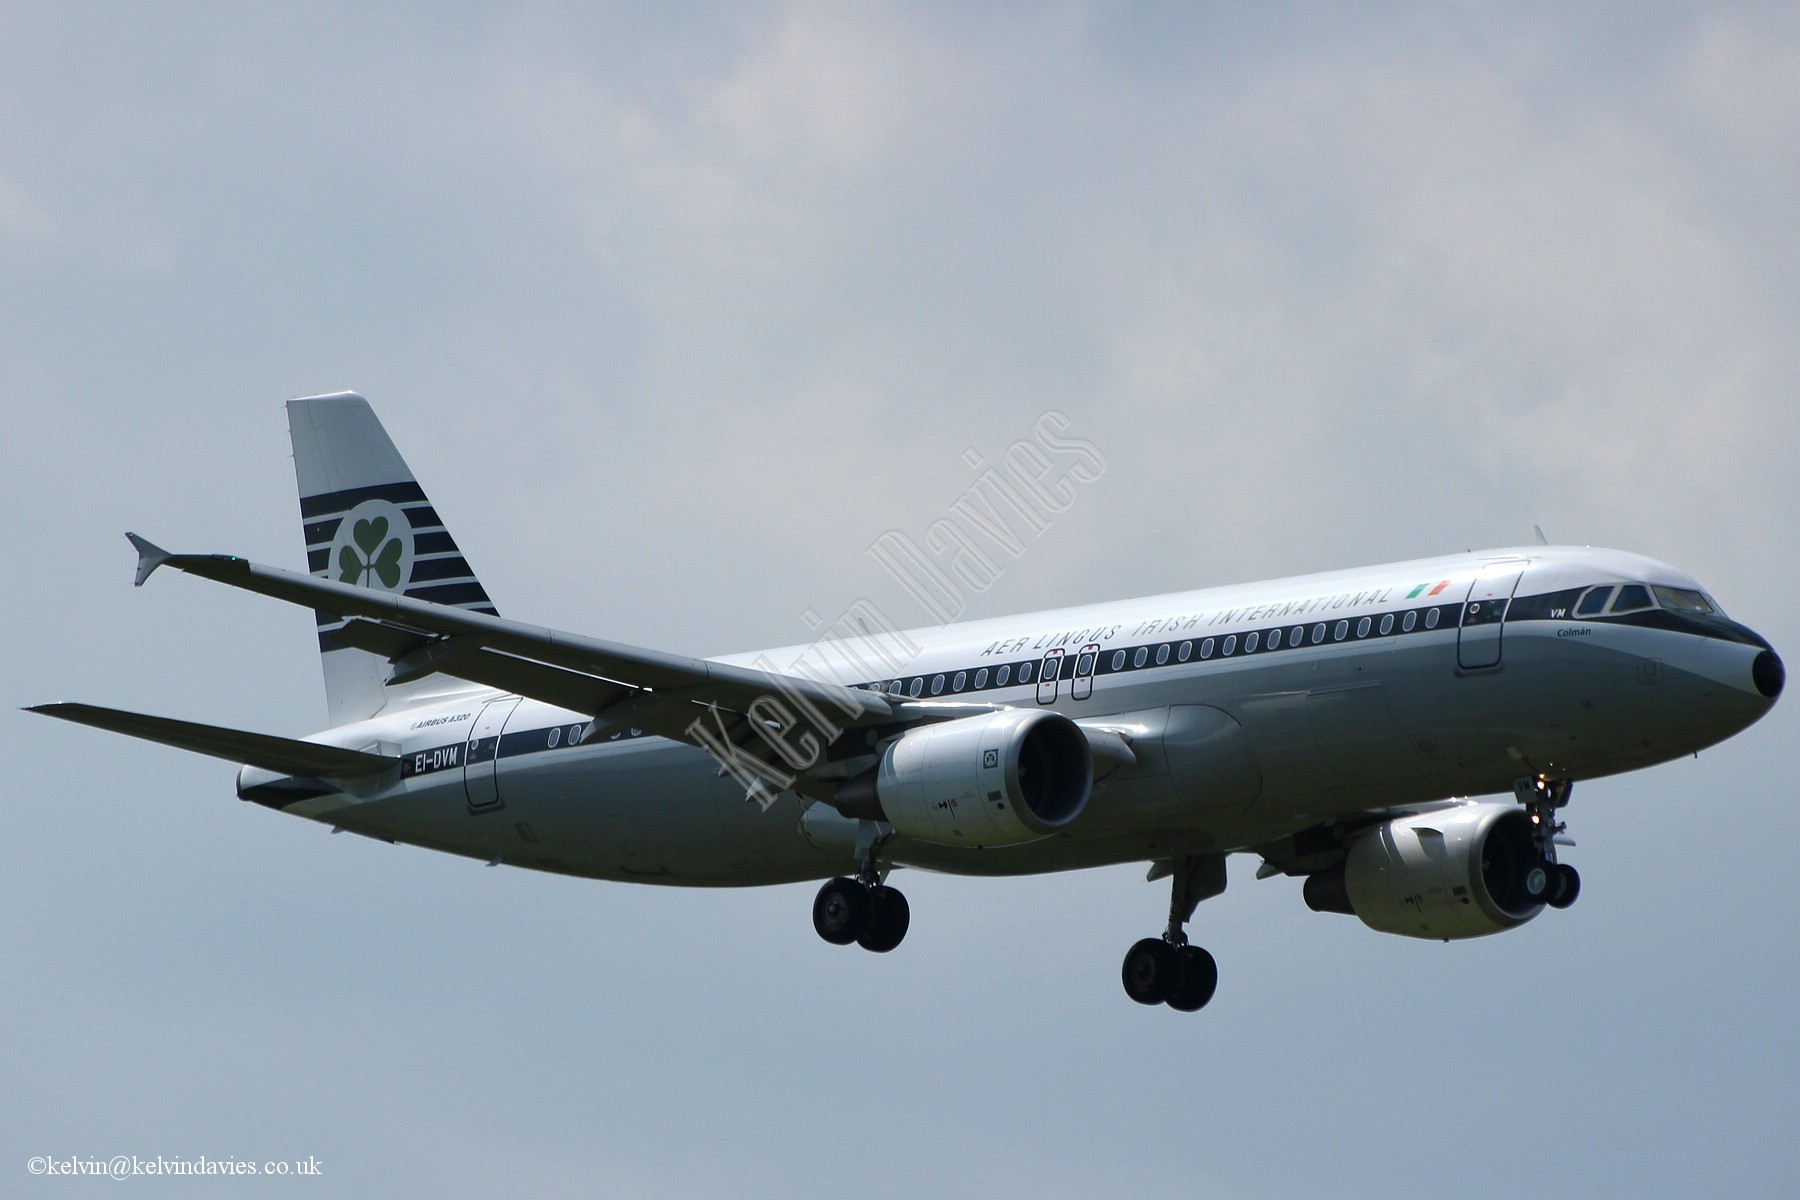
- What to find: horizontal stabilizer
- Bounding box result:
[26,703,399,778]
[126,532,172,587]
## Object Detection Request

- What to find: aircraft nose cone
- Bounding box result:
[1754,649,1784,700]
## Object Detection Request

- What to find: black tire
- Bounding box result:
[856,886,911,953]
[1547,863,1581,910]
[812,877,871,945]
[1166,945,1218,1012]
[1121,937,1179,1005]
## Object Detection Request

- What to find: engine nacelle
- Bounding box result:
[839,710,1092,848]
[1303,803,1545,939]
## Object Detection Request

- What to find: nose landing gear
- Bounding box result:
[1516,776,1580,910]
[1121,853,1226,1012]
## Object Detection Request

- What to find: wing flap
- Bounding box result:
[27,703,399,778]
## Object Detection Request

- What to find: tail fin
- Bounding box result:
[289,392,498,725]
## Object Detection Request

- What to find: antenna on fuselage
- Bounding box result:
[1533,525,1551,546]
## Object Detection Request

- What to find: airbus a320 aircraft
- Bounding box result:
[32,395,1783,1011]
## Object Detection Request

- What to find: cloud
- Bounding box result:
[6,6,1800,1199]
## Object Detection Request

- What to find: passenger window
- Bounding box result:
[1311,623,1327,644]
[1333,620,1349,641]
[1177,641,1192,662]
[1379,613,1394,635]
[930,674,945,695]
[1357,617,1371,637]
[1268,628,1282,649]
[1244,631,1259,653]
[1222,635,1237,656]
[1076,653,1095,676]
[1611,584,1653,614]
[1402,611,1417,632]
[953,671,966,692]
[1575,586,1614,618]
[1155,644,1170,665]
[1019,662,1034,683]
[975,668,989,688]
[997,665,1011,686]
[1425,608,1440,629]
[1111,650,1125,671]
[909,677,924,697]
[1291,626,1305,646]
[1133,647,1148,668]
[1199,638,1215,659]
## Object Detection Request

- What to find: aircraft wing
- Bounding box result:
[125,535,898,780]
[28,702,400,777]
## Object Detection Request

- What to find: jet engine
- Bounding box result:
[834,710,1092,848]
[1303,803,1547,939]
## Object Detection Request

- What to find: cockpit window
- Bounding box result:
[1574,586,1614,618]
[1610,584,1653,614]
[1652,585,1717,615]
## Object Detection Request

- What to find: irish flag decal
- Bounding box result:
[1406,580,1453,599]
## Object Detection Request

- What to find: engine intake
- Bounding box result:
[834,710,1092,848]
[1303,803,1545,939]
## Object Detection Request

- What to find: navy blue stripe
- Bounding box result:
[1603,608,1768,647]
[306,514,449,550]
[304,584,1744,715]
[1507,589,1766,648]
[305,551,475,584]
[409,556,478,583]
[405,582,492,606]
[860,602,1462,700]
[299,481,428,521]
[413,531,461,556]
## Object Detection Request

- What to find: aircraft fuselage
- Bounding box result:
[238,544,1780,885]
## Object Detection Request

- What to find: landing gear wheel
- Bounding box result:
[1166,945,1218,1012]
[812,876,871,945]
[856,885,910,953]
[1547,863,1581,910]
[1122,937,1179,1005]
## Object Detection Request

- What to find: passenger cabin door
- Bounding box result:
[1036,648,1065,705]
[1457,563,1526,670]
[1070,643,1099,701]
[464,697,520,811]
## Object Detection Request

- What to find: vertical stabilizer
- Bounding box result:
[289,393,497,725]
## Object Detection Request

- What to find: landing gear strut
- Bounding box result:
[1122,853,1224,1012]
[1516,776,1581,910]
[811,834,910,953]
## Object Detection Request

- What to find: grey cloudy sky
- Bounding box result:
[4,3,1797,1196]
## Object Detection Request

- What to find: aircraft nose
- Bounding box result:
[1754,648,1785,700]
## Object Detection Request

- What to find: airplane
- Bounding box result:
[30,394,1784,1012]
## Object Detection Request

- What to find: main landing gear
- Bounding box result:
[1516,776,1581,910]
[812,838,910,954]
[1122,853,1226,1012]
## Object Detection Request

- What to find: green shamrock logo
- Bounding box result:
[339,515,405,588]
